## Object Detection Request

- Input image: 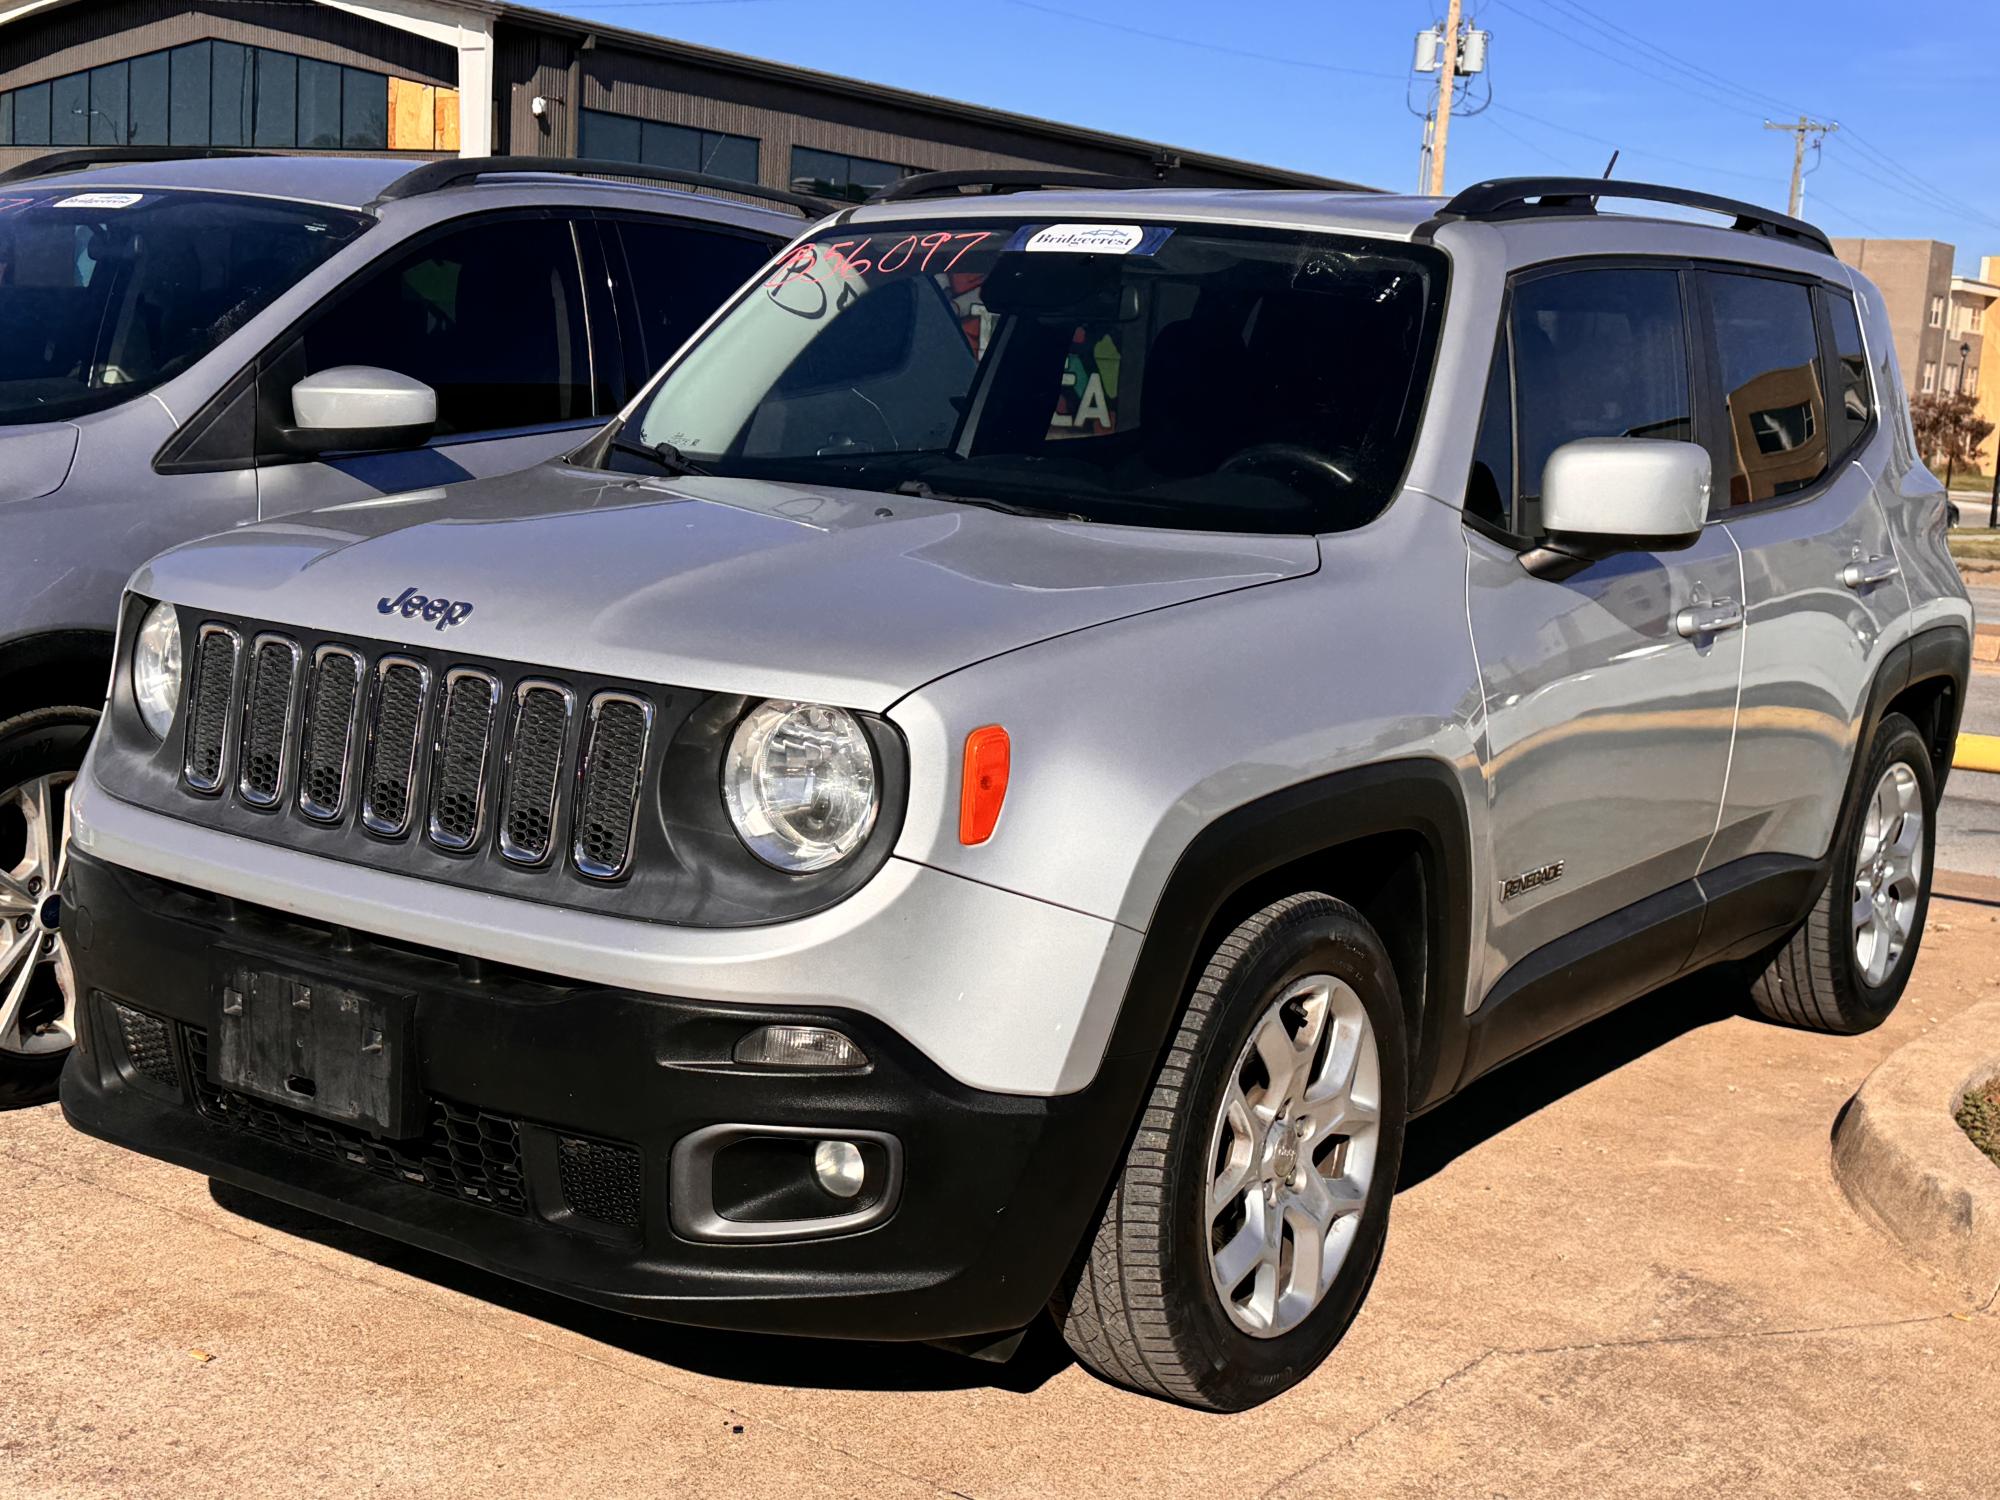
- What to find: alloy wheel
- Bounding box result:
[1204,974,1381,1338]
[0,771,76,1058]
[1851,761,1925,989]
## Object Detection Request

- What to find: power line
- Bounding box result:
[1513,0,1810,120]
[1488,103,1775,190]
[1003,1,1405,82]
[1493,0,2000,241]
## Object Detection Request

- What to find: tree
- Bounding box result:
[1910,390,1995,487]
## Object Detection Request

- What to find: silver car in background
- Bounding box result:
[0,149,807,1100]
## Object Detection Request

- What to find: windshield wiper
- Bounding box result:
[607,435,710,476]
[894,479,1083,522]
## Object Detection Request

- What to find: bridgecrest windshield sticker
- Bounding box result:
[52,192,146,210]
[1009,223,1173,255]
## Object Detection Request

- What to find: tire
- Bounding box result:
[1750,711,1936,1035]
[1053,892,1409,1411]
[0,705,97,1108]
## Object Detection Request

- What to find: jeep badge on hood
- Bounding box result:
[378,586,474,631]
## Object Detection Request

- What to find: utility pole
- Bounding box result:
[1412,5,1487,194]
[1427,0,1464,197]
[1764,116,1837,218]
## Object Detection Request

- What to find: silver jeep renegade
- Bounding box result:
[58,176,1972,1410]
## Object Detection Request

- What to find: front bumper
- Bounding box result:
[61,849,1152,1340]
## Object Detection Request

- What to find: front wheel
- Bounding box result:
[1053,892,1408,1410]
[0,706,95,1107]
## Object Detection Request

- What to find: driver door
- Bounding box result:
[1465,264,1744,1027]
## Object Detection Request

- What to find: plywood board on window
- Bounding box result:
[435,88,460,151]
[388,76,434,150]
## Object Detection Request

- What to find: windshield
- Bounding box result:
[613,216,1446,532]
[0,188,369,427]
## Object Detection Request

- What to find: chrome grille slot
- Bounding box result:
[499,681,574,866]
[427,668,501,852]
[237,634,302,808]
[298,646,364,822]
[361,657,431,838]
[182,624,242,795]
[573,692,654,880]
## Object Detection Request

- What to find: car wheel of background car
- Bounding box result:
[0,706,95,1107]
[1052,892,1408,1411]
[1750,711,1936,1035]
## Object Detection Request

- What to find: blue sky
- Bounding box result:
[547,0,2000,273]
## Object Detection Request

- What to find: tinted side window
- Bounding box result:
[1465,331,1513,530]
[1823,290,1873,459]
[1701,271,1829,506]
[297,217,591,436]
[613,220,774,379]
[1512,268,1690,535]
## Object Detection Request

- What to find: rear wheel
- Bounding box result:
[1053,892,1408,1410]
[0,706,94,1107]
[1750,711,1935,1035]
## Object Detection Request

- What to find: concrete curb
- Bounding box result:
[1833,1001,2000,1297]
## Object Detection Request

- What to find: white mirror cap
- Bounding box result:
[1540,437,1712,541]
[291,366,437,432]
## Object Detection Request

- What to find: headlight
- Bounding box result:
[723,700,879,872]
[132,602,182,741]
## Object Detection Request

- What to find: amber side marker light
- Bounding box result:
[959,725,1010,845]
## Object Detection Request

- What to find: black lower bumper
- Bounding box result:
[60,849,1148,1340]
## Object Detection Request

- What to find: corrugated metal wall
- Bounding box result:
[0,0,456,93]
[4,2,1346,190]
[498,26,1275,191]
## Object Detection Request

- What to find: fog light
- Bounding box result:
[813,1139,866,1199]
[734,1025,867,1070]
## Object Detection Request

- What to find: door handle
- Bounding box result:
[1674,598,1745,639]
[1841,554,1901,590]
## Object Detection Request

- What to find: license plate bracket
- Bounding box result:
[210,957,421,1138]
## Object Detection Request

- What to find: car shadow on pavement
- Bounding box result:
[207,1177,1078,1395]
[205,972,1751,1397]
[1399,971,1749,1189]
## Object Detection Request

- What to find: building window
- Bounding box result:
[1929,294,1945,328]
[790,146,918,204]
[0,41,437,152]
[1921,362,1937,394]
[579,108,760,184]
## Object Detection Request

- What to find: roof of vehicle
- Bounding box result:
[840,187,1444,243]
[6,153,801,233]
[838,176,1837,262]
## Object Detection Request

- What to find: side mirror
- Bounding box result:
[278,366,437,456]
[1523,438,1712,580]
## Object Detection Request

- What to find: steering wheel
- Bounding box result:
[1218,443,1358,487]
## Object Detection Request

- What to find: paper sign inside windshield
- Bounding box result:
[1014,223,1173,255]
[53,192,144,210]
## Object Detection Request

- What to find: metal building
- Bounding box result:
[0,0,1366,195]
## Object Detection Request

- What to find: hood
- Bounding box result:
[0,424,80,505]
[133,464,1318,709]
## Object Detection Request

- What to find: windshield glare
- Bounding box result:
[0,189,369,427]
[620,217,1445,532]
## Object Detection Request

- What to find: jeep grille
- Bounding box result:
[171,621,660,884]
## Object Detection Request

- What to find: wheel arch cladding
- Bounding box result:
[0,628,115,721]
[1103,759,1474,1116]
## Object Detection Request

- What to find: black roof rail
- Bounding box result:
[1434,176,1833,256]
[0,146,270,185]
[371,155,838,215]
[869,169,1184,203]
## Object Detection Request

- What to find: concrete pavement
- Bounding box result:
[4,908,1998,1498]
